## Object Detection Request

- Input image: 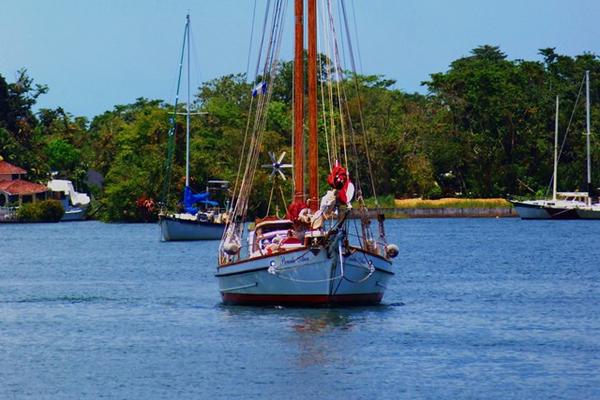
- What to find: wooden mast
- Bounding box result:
[293,0,305,203]
[307,0,318,211]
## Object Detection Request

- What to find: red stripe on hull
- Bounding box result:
[221,292,383,306]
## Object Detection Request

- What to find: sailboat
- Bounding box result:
[512,71,599,219]
[158,14,229,241]
[216,0,398,305]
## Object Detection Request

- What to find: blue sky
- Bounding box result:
[1,0,598,118]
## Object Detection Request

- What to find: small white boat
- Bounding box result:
[47,179,90,221]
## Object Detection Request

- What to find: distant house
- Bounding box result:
[0,160,26,181]
[0,160,49,208]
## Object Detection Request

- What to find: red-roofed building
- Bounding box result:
[0,159,49,210]
[0,160,27,181]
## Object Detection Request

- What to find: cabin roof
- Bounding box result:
[0,179,49,195]
[0,160,26,176]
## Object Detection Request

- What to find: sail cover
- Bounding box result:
[183,186,218,214]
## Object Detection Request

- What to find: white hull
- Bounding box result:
[575,207,600,219]
[216,247,394,305]
[159,215,225,241]
[512,202,552,219]
[511,199,594,220]
[61,207,87,221]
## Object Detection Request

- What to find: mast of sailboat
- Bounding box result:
[308,0,318,211]
[293,0,305,203]
[553,95,559,201]
[185,14,191,188]
[585,70,592,205]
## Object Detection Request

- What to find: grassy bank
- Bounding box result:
[393,198,512,209]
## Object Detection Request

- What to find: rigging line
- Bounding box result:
[245,0,258,81]
[231,0,274,213]
[352,216,364,250]
[321,0,339,164]
[234,0,287,222]
[320,0,336,168]
[278,185,287,212]
[337,69,363,194]
[253,0,271,82]
[329,2,362,202]
[161,18,189,206]
[337,0,363,193]
[245,1,287,212]
[326,0,349,169]
[261,0,282,78]
[188,24,203,101]
[247,1,286,173]
[231,2,273,219]
[318,27,332,171]
[340,0,378,205]
[350,0,363,73]
[546,74,586,196]
[266,180,275,215]
[558,75,585,164]
[336,0,349,72]
[231,92,256,209]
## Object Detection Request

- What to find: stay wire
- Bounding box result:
[161,19,189,207]
[340,0,379,207]
[245,0,258,81]
[350,0,363,73]
[545,74,586,196]
[230,0,272,216]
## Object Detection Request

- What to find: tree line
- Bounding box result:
[1,45,598,221]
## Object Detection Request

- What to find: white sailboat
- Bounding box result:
[513,71,599,219]
[158,14,229,241]
[216,0,398,306]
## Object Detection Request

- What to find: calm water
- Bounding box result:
[1,218,599,399]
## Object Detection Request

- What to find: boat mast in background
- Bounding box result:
[586,70,592,205]
[185,14,191,188]
[159,14,229,241]
[553,95,559,201]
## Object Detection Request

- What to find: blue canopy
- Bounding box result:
[183,186,219,214]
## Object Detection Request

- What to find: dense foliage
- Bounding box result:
[1,46,598,221]
[17,199,64,222]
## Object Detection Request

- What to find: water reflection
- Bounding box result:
[291,310,354,333]
[218,305,388,368]
[290,310,355,368]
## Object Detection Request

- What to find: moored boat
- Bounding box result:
[513,72,600,220]
[47,179,90,221]
[159,181,229,241]
[158,15,229,241]
[217,0,398,306]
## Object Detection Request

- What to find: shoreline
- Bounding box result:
[359,198,517,218]
[379,207,517,218]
